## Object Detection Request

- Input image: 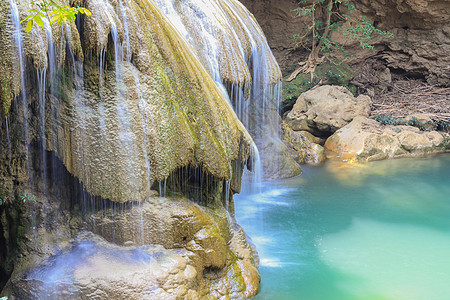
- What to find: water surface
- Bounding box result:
[235,154,450,300]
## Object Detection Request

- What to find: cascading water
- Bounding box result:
[8,0,31,183]
[37,68,47,192]
[0,0,283,297]
[118,0,154,201]
[154,0,283,185]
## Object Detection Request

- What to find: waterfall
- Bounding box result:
[2,0,284,204]
[119,0,154,197]
[154,0,282,183]
[8,0,32,183]
[3,0,284,205]
[37,68,47,192]
[0,1,278,297]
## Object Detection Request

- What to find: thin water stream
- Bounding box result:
[236,154,450,300]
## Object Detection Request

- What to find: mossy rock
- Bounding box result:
[281,59,355,113]
[315,60,354,86]
[282,72,317,114]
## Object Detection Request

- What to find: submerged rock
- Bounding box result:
[325,116,450,161]
[286,85,371,137]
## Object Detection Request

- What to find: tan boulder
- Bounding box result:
[259,138,302,180]
[325,116,449,161]
[286,85,371,136]
[4,196,260,299]
[281,122,326,165]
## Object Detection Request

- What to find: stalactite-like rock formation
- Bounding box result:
[0,0,299,297]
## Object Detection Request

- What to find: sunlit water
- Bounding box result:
[235,154,450,300]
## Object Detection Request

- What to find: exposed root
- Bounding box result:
[286,55,326,82]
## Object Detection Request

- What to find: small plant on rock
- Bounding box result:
[374,114,401,126]
[20,193,36,203]
[0,197,8,206]
[374,114,448,132]
[21,0,91,33]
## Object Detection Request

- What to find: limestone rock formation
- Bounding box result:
[0,0,278,297]
[281,122,326,165]
[239,0,309,70]
[259,138,303,180]
[352,0,450,86]
[324,116,450,161]
[3,195,259,299]
[154,0,301,180]
[285,85,371,136]
[0,0,256,204]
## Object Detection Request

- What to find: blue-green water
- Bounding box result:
[235,154,450,300]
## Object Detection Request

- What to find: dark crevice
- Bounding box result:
[152,165,232,208]
[203,266,224,280]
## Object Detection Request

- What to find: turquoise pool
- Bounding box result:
[235,154,450,300]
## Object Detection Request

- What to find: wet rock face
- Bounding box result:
[281,122,326,166]
[324,116,450,161]
[240,0,450,86]
[285,85,371,137]
[258,137,303,180]
[1,189,259,299]
[1,0,255,204]
[1,0,267,297]
[86,197,232,269]
[6,198,260,299]
[10,237,200,300]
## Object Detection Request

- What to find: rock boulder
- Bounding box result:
[281,122,326,165]
[286,85,371,136]
[324,116,450,161]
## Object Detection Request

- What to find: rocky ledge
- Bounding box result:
[282,85,450,164]
[325,116,449,161]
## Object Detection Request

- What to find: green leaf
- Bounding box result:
[49,14,60,24]
[33,15,44,27]
[26,19,34,33]
[20,15,33,24]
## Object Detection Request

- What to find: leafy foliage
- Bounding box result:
[374,115,449,132]
[20,0,91,33]
[20,193,37,203]
[294,0,393,53]
[288,0,393,81]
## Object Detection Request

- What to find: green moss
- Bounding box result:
[52,68,74,104]
[282,59,355,113]
[0,0,253,204]
[315,60,354,86]
[282,73,318,113]
[0,1,14,115]
[16,224,24,245]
